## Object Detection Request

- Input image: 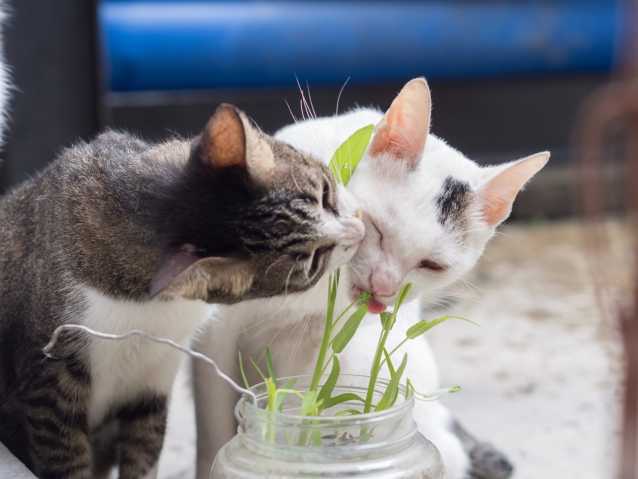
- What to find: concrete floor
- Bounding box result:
[158,220,629,479]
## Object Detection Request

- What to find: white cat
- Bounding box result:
[193,78,549,479]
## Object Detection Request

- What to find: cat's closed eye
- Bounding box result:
[418,259,446,272]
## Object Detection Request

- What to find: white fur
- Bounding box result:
[80,286,212,428]
[194,103,545,478]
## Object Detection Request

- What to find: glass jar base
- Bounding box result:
[211,432,444,478]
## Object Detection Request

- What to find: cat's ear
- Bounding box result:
[479,151,550,226]
[199,103,275,184]
[368,77,431,169]
[150,247,254,301]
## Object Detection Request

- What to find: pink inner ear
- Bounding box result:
[481,190,513,226]
[369,77,431,168]
[202,104,247,170]
[480,152,550,226]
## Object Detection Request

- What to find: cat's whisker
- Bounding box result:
[348,262,367,279]
[296,76,314,121]
[264,325,286,356]
[421,295,460,311]
[459,278,483,294]
[284,99,298,123]
[240,313,277,335]
[491,230,512,239]
[302,96,313,120]
[241,298,293,335]
[283,262,298,297]
[305,81,317,119]
[288,314,311,365]
[335,76,351,116]
[264,255,287,279]
[290,164,303,193]
[241,295,296,336]
[264,307,305,355]
[240,290,299,337]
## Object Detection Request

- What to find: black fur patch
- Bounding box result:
[116,395,167,422]
[436,176,470,226]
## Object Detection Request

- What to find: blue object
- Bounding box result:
[100,1,625,93]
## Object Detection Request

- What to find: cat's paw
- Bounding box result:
[466,441,514,479]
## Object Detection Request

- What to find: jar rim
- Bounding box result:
[236,373,414,428]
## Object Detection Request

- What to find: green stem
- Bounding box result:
[364,327,391,413]
[309,272,339,391]
[378,337,409,369]
[318,354,334,380]
[332,298,357,327]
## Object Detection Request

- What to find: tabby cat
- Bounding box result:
[0,104,364,478]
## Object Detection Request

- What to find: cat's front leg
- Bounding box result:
[193,318,243,479]
[115,394,168,479]
[412,400,470,479]
[21,356,93,479]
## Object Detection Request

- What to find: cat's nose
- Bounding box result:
[370,269,399,298]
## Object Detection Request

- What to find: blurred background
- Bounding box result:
[0,0,627,218]
[0,1,634,479]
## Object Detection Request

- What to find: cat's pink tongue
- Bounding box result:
[367,298,387,314]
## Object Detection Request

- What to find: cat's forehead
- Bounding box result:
[351,135,481,248]
[422,135,481,183]
[268,138,328,188]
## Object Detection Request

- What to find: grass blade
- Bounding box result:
[380,312,393,331]
[265,348,277,382]
[238,351,250,389]
[406,315,478,339]
[310,271,340,391]
[328,124,374,185]
[383,348,396,376]
[335,408,362,416]
[318,356,340,404]
[249,357,266,381]
[301,390,321,417]
[375,353,408,411]
[265,377,278,412]
[405,377,415,399]
[322,392,366,410]
[331,303,368,353]
[274,378,299,412]
[393,283,413,315]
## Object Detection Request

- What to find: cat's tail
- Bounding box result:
[452,420,514,479]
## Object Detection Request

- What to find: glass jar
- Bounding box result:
[211,374,444,478]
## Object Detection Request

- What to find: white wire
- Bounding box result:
[42,324,257,402]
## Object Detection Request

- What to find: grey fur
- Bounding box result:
[453,420,514,479]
